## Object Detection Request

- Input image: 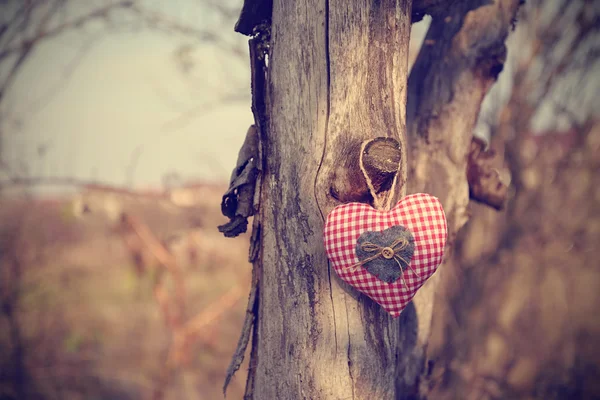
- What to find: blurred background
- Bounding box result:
[0,0,598,399]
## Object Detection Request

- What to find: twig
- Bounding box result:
[20,32,102,117]
[0,42,33,104]
[122,214,186,324]
[171,282,247,368]
[223,260,258,395]
[128,3,246,60]
[0,1,135,61]
[125,145,143,187]
[118,213,248,400]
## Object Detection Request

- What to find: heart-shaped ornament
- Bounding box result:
[324,193,447,317]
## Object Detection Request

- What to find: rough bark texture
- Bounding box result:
[250,0,412,398]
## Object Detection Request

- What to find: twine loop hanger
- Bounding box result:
[344,137,419,285]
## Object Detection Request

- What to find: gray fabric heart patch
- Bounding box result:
[355,225,415,283]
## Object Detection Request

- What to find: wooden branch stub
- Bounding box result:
[361,137,402,195]
[329,142,370,205]
[467,137,508,210]
[358,137,404,210]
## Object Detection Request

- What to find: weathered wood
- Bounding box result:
[249,0,413,398]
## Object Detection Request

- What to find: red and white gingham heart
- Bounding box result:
[323,193,447,317]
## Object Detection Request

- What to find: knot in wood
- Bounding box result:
[359,137,403,210]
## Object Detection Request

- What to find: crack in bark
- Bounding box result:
[345,297,356,400]
[313,0,332,223]
[314,0,337,363]
[328,262,338,354]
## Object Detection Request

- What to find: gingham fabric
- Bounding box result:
[324,193,448,317]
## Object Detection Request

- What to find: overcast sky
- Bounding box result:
[2,1,253,191]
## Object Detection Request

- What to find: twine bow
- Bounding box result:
[346,236,418,284]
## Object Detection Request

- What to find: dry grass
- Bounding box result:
[0,187,252,400]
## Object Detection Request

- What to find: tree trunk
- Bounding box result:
[401,0,522,394]
[251,1,412,398]
[235,0,522,398]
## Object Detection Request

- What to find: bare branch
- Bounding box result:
[121,213,186,324]
[128,2,246,60]
[117,212,247,400]
[0,1,137,115]
[0,2,36,51]
[17,32,101,117]
[0,1,134,61]
[0,42,32,104]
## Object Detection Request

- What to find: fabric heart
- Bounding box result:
[323,193,447,317]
